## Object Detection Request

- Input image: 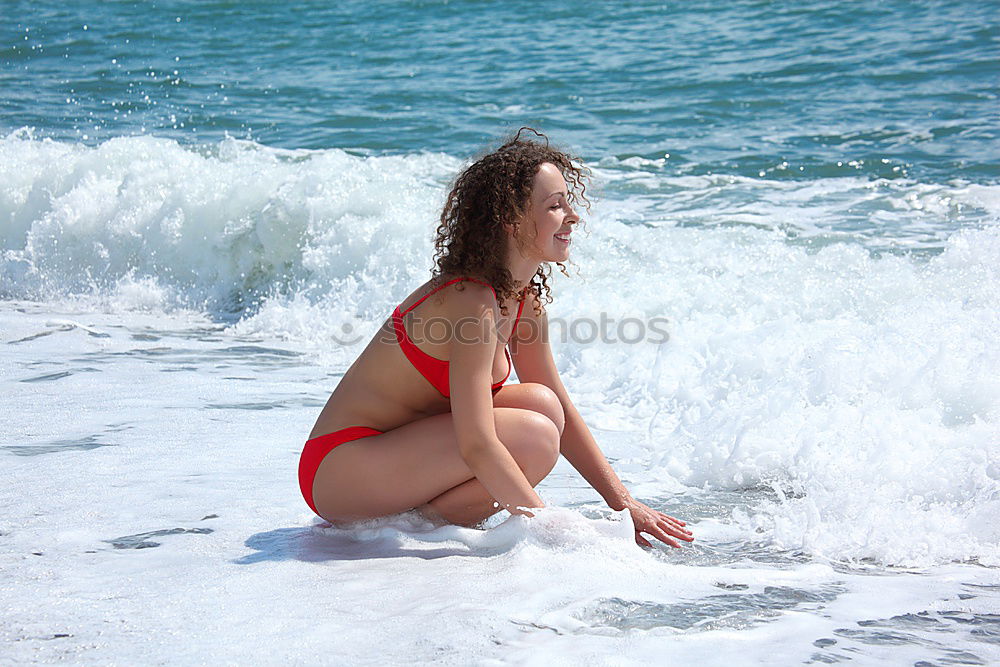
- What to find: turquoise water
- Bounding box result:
[5,0,999,182]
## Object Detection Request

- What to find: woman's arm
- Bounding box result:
[447,285,544,516]
[509,304,630,506]
[511,300,693,547]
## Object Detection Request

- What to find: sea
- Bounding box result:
[2,1,998,664]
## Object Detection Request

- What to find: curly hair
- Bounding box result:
[431,127,591,316]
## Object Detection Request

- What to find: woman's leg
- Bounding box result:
[415,382,566,526]
[311,382,565,526]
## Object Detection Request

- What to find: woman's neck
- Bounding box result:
[506,248,541,290]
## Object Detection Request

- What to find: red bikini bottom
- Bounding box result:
[298,426,384,517]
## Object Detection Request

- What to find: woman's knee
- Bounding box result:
[503,410,560,474]
[515,382,566,436]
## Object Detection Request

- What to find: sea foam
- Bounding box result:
[3,132,998,568]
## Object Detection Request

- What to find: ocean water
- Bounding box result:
[2,1,999,664]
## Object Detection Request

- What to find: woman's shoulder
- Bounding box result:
[399,274,497,315]
[438,276,498,314]
[433,273,497,296]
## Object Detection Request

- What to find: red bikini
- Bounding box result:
[298,277,527,517]
[393,276,526,398]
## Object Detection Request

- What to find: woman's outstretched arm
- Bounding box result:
[511,301,693,548]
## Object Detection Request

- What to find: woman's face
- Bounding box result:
[515,162,580,262]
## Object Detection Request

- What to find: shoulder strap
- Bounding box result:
[399,277,498,316]
[512,287,527,328]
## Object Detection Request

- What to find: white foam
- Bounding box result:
[2,300,998,664]
[3,134,1000,662]
[4,133,998,568]
[552,216,999,566]
[0,130,460,311]
[589,163,1000,250]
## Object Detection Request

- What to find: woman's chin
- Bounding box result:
[546,245,571,262]
[529,244,570,263]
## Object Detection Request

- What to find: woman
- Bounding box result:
[299,129,693,549]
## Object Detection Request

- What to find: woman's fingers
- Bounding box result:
[657,513,693,536]
[668,525,694,540]
[658,511,686,527]
[629,502,694,548]
[635,522,684,549]
[659,518,694,541]
[649,526,681,548]
[663,517,688,532]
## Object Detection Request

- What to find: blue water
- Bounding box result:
[4,0,999,182]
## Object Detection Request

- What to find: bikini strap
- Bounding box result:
[512,287,527,329]
[398,277,498,316]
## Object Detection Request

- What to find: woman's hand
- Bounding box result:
[624,498,694,548]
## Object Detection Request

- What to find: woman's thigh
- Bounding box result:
[311,403,559,522]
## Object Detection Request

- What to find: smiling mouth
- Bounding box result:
[555,233,571,243]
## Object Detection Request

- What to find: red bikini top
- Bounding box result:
[392,277,527,398]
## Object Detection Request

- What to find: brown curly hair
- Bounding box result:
[431,127,591,316]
